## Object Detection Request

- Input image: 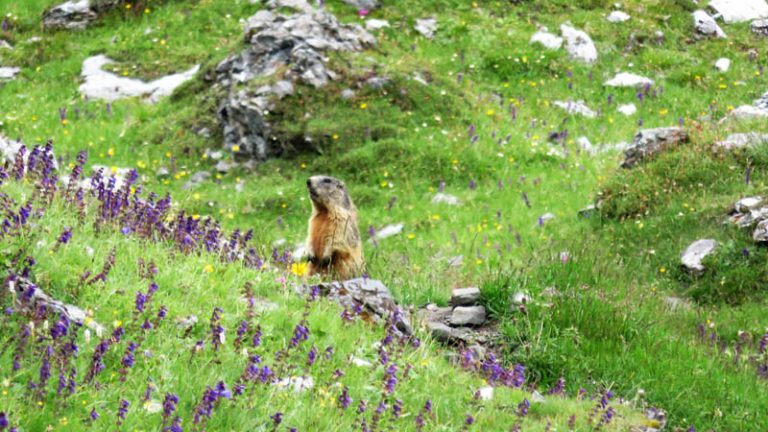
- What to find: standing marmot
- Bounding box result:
[305,175,364,280]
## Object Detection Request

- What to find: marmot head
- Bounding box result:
[307,175,354,211]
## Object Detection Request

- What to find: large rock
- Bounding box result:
[79,55,199,103]
[560,24,598,64]
[313,278,412,335]
[621,127,688,168]
[710,0,768,23]
[450,306,486,326]
[604,72,654,88]
[43,0,97,30]
[681,239,718,273]
[215,3,374,160]
[693,10,727,38]
[752,19,768,36]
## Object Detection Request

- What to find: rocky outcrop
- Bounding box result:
[215,0,375,160]
[621,127,688,168]
[417,288,498,347]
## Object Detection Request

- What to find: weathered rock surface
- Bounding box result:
[553,100,597,118]
[450,306,486,326]
[733,196,763,213]
[342,0,379,10]
[621,127,688,168]
[530,29,563,50]
[753,219,768,242]
[43,0,98,30]
[751,19,768,36]
[726,105,768,121]
[215,2,375,160]
[0,67,20,80]
[617,103,637,116]
[604,72,654,88]
[313,278,412,335]
[681,239,718,273]
[578,204,597,218]
[427,321,475,344]
[0,135,23,164]
[693,10,726,38]
[450,287,481,307]
[710,0,768,23]
[715,132,768,150]
[80,55,199,103]
[365,19,390,30]
[560,24,598,63]
[370,223,404,242]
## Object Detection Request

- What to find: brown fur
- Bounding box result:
[305,176,364,280]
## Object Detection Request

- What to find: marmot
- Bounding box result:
[305,175,364,280]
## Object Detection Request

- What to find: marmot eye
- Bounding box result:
[323,178,332,184]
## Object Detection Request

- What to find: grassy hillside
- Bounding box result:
[1,0,768,430]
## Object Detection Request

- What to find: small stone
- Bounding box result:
[43,0,98,30]
[340,88,356,99]
[351,356,373,367]
[432,192,461,206]
[447,255,463,267]
[183,171,211,190]
[715,133,768,150]
[715,58,731,72]
[427,321,474,343]
[560,24,598,63]
[578,204,597,218]
[538,213,555,225]
[604,72,654,88]
[478,386,494,401]
[726,105,768,121]
[371,223,403,241]
[621,127,688,168]
[531,390,546,403]
[681,239,718,273]
[753,220,768,242]
[693,10,727,38]
[450,287,481,306]
[711,0,768,23]
[414,18,437,38]
[734,196,763,213]
[0,40,13,50]
[277,376,314,393]
[215,160,238,173]
[416,304,453,324]
[0,67,20,80]
[607,10,630,23]
[365,19,390,31]
[530,29,563,50]
[450,306,486,326]
[617,103,637,116]
[553,100,597,118]
[176,315,198,330]
[576,136,593,153]
[752,19,768,36]
[511,292,530,305]
[366,76,390,89]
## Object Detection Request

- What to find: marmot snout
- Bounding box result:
[305,175,364,280]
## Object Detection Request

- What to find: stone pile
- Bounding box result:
[727,196,768,243]
[621,127,688,168]
[417,287,494,346]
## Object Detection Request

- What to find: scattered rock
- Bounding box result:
[215,160,238,173]
[6,276,105,335]
[0,67,20,80]
[607,11,631,23]
[365,75,390,89]
[710,0,768,23]
[553,100,597,118]
[578,204,597,218]
[576,136,593,153]
[560,24,598,64]
[715,132,768,150]
[621,127,688,168]
[431,192,461,206]
[681,239,718,274]
[450,306,486,326]
[417,303,453,323]
[370,223,404,241]
[511,292,531,305]
[216,4,375,160]
[43,0,98,30]
[0,135,24,164]
[531,390,547,404]
[753,219,768,242]
[175,315,198,330]
[276,376,314,393]
[733,196,763,213]
[478,386,494,401]
[427,321,475,344]
[538,213,555,225]
[530,29,563,50]
[312,278,412,335]
[365,19,390,30]
[342,0,379,10]
[604,72,654,88]
[617,103,637,116]
[693,10,727,38]
[0,40,13,50]
[715,57,731,72]
[450,288,481,307]
[350,356,373,367]
[182,171,211,190]
[751,19,768,36]
[729,205,768,229]
[80,55,199,103]
[414,18,437,38]
[340,88,356,99]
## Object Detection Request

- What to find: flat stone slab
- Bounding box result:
[427,321,475,344]
[604,72,653,88]
[450,287,481,306]
[80,55,199,103]
[710,0,768,23]
[0,67,20,80]
[450,306,486,326]
[681,239,717,273]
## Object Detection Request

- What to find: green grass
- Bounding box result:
[2,0,768,430]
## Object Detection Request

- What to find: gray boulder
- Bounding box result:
[450,306,486,326]
[560,24,598,64]
[450,287,481,306]
[710,0,768,23]
[0,67,20,80]
[414,18,437,38]
[754,220,768,242]
[681,239,718,273]
[752,19,768,36]
[342,0,379,10]
[43,0,98,30]
[715,133,768,150]
[216,4,374,160]
[621,127,688,168]
[427,321,474,344]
